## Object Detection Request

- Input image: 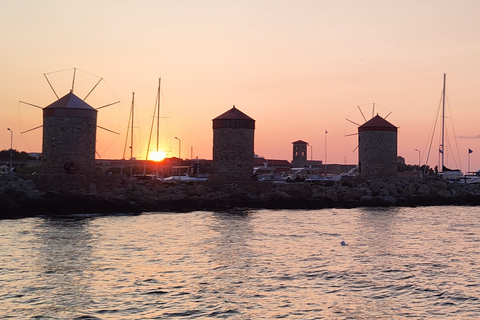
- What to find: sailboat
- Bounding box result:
[143,78,162,178]
[142,79,209,182]
[437,74,463,181]
[121,92,136,178]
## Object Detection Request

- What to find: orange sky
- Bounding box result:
[2,1,480,171]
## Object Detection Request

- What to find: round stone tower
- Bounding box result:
[212,106,255,181]
[42,91,98,174]
[358,114,397,178]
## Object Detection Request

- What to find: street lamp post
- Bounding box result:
[7,128,13,172]
[415,148,421,167]
[307,144,313,167]
[175,137,181,179]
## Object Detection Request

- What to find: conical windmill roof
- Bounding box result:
[213,105,254,121]
[213,105,255,129]
[43,91,97,119]
[44,91,96,110]
[358,114,397,132]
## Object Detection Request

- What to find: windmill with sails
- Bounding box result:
[20,68,120,174]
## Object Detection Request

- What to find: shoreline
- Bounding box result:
[2,174,480,219]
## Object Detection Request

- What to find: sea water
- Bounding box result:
[1,206,479,319]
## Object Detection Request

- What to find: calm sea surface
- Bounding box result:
[1,206,480,319]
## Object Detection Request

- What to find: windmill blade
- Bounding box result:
[97,125,120,135]
[21,125,43,134]
[84,77,103,101]
[346,118,361,126]
[44,73,59,99]
[97,101,120,110]
[71,68,77,92]
[19,101,43,109]
[358,105,367,122]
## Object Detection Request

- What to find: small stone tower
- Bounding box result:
[291,140,308,167]
[42,91,97,174]
[212,106,255,181]
[358,114,397,178]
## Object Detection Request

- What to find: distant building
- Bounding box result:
[291,140,323,168]
[42,91,97,174]
[291,140,308,167]
[212,106,255,181]
[358,114,397,178]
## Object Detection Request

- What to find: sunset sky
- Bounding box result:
[2,1,480,171]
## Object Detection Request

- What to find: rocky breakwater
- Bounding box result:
[113,175,480,211]
[2,174,480,219]
[0,174,138,219]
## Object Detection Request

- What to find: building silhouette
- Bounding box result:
[42,91,97,174]
[291,140,308,168]
[358,114,397,178]
[212,106,255,181]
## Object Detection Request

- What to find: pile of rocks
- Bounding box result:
[2,173,480,219]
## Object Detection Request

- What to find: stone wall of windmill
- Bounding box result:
[212,106,255,181]
[42,92,97,174]
[358,115,398,178]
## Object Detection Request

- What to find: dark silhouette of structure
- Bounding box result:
[42,91,97,174]
[212,105,255,181]
[358,114,397,178]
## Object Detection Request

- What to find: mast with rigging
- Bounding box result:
[122,92,135,177]
[441,73,446,172]
[144,78,162,176]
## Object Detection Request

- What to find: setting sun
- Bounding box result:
[149,150,167,162]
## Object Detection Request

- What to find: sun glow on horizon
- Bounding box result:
[149,150,167,162]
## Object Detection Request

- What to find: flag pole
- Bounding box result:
[468,148,472,173]
[324,130,328,174]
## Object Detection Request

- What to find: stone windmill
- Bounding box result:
[212,105,255,181]
[345,103,398,178]
[20,68,119,174]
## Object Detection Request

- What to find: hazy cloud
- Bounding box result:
[458,135,480,139]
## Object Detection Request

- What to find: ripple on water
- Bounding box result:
[1,207,480,319]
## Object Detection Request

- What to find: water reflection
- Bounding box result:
[209,210,255,270]
[203,211,260,314]
[32,217,95,318]
[356,207,401,254]
[1,208,480,319]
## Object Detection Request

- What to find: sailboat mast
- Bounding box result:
[143,78,162,177]
[156,78,161,152]
[130,92,135,178]
[441,73,446,171]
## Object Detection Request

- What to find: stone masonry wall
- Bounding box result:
[42,116,97,174]
[212,128,254,181]
[359,130,397,178]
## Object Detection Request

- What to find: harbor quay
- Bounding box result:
[2,173,480,219]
